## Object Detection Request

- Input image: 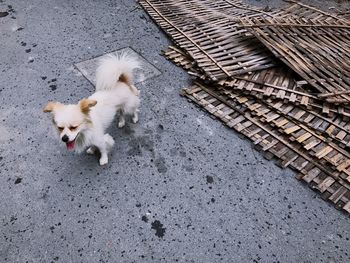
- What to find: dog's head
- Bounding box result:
[43,99,97,150]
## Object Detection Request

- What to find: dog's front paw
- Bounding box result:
[99,156,108,166]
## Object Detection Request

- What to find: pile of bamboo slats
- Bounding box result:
[139,0,350,213]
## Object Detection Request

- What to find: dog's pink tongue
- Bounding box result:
[66,141,75,150]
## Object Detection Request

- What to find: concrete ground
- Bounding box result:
[0,0,349,262]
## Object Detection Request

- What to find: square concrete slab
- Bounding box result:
[74,47,161,85]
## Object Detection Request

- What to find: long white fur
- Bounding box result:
[96,52,140,91]
[82,53,140,164]
[46,52,141,165]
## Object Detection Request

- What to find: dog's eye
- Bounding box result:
[57,126,64,132]
[69,126,78,131]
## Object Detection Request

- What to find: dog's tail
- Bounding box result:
[95,52,140,94]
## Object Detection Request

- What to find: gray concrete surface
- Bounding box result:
[0,0,349,262]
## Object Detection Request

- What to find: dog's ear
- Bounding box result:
[43,102,58,113]
[79,99,97,114]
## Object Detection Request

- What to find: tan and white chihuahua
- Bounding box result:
[43,53,140,165]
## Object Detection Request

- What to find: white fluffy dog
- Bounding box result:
[43,53,141,165]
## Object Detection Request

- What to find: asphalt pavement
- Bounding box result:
[0,0,349,262]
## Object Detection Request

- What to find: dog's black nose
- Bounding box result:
[62,135,69,142]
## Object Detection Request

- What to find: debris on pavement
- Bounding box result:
[0,11,9,17]
[139,0,350,213]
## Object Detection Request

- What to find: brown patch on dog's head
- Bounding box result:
[79,99,97,114]
[43,102,62,113]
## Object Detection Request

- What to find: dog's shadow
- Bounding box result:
[94,125,136,159]
[117,123,136,137]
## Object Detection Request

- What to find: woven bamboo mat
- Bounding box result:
[182,83,350,212]
[240,17,350,102]
[140,0,350,213]
[163,46,350,118]
[139,0,278,80]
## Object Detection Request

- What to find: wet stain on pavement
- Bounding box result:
[14,177,22,184]
[155,156,167,173]
[0,12,9,18]
[157,124,164,132]
[151,220,166,238]
[49,85,57,91]
[206,175,214,184]
[127,135,154,156]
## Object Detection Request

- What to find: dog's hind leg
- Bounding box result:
[132,108,139,124]
[118,108,125,128]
